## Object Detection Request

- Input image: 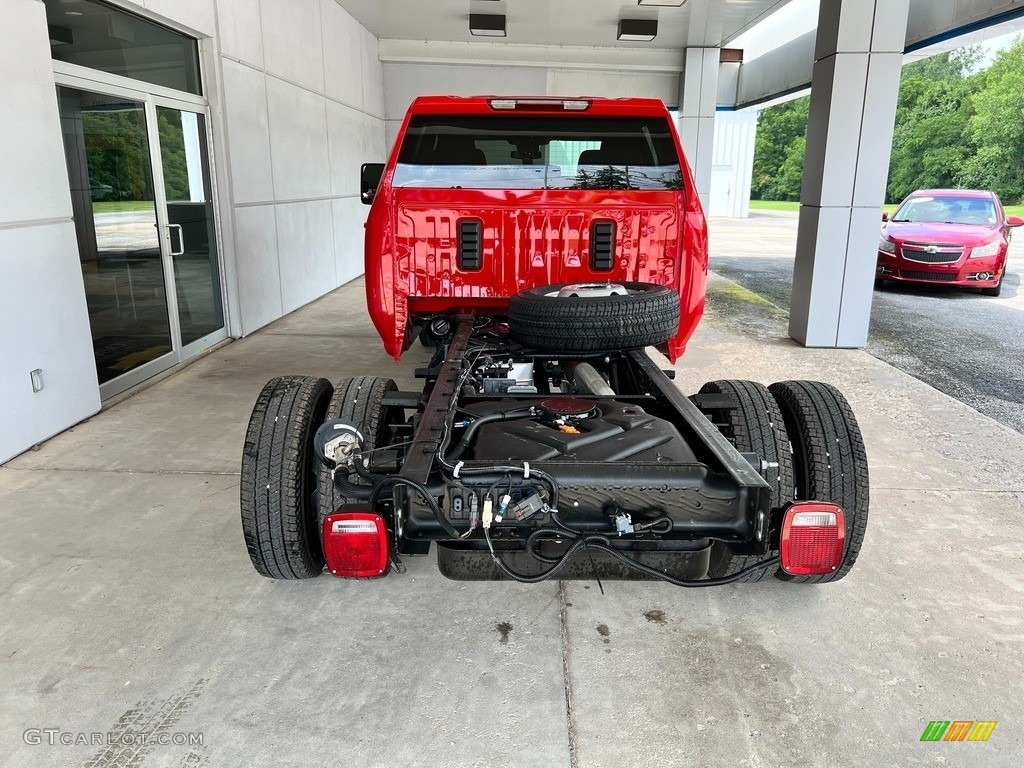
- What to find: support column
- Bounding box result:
[678,48,719,213]
[789,0,910,347]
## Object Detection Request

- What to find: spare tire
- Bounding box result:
[507,282,679,352]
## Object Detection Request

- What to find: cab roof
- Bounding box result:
[406,95,673,118]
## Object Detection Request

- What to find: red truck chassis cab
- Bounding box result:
[239,96,869,587]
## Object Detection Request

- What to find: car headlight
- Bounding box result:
[878,237,896,254]
[970,240,1001,259]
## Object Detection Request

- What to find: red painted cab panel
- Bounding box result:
[364,96,708,361]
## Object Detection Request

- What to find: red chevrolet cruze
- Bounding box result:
[877,189,1023,296]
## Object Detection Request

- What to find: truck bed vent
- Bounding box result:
[458,219,482,271]
[590,221,615,271]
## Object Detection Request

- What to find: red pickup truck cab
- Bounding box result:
[239,96,869,588]
[363,96,707,363]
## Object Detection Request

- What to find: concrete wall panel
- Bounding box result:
[216,0,265,68]
[383,62,548,122]
[333,197,368,286]
[233,204,283,336]
[0,0,100,463]
[322,0,366,109]
[266,76,332,201]
[0,4,74,226]
[221,58,275,205]
[260,0,325,93]
[275,200,336,314]
[0,222,100,463]
[546,69,679,104]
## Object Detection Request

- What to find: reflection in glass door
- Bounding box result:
[58,86,226,396]
[156,107,224,347]
[59,87,174,386]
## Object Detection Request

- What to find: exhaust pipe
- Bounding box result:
[574,363,615,396]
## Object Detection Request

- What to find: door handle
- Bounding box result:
[167,224,185,256]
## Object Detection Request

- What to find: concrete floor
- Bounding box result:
[711,210,1024,434]
[2,267,1023,767]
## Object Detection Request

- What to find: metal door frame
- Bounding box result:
[54,65,228,400]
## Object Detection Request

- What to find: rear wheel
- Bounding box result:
[240,376,333,579]
[508,282,679,352]
[698,380,794,582]
[768,381,869,583]
[317,376,400,538]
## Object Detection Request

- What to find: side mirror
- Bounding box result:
[881,211,889,222]
[1006,215,1024,227]
[361,163,385,205]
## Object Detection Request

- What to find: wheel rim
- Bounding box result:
[546,283,629,299]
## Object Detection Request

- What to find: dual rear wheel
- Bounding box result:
[240,375,398,579]
[699,379,869,583]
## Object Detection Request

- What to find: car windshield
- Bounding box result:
[892,195,998,225]
[393,115,683,191]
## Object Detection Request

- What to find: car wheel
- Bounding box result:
[980,272,1004,297]
[507,282,679,352]
[768,381,869,583]
[240,376,333,579]
[697,380,794,582]
[317,376,400,539]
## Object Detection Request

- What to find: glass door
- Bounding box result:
[153,103,224,355]
[58,84,226,398]
[59,86,176,390]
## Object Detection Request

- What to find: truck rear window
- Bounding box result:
[394,115,683,191]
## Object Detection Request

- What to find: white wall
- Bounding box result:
[381,40,686,149]
[0,0,386,462]
[0,0,101,464]
[383,63,548,149]
[709,109,758,218]
[209,0,387,334]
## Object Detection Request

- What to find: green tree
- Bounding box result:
[751,95,809,200]
[887,49,981,202]
[959,38,1024,203]
[772,136,806,201]
[83,108,152,200]
[157,109,191,201]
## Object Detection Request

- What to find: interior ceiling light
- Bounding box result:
[470,13,506,37]
[638,1,687,6]
[617,18,658,42]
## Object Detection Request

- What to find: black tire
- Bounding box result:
[698,380,794,582]
[874,278,885,290]
[768,381,869,583]
[980,272,1003,297]
[241,376,333,579]
[317,376,400,537]
[507,282,679,352]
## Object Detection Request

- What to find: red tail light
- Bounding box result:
[780,503,846,576]
[322,512,390,578]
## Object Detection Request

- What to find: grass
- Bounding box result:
[748,200,800,212]
[92,200,154,213]
[751,199,1024,218]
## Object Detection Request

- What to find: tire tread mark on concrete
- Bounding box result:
[83,679,207,768]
